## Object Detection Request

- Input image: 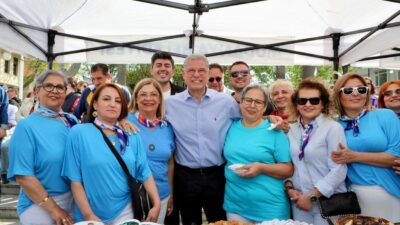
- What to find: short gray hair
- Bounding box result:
[35,70,67,87]
[183,54,209,69]
[241,83,269,104]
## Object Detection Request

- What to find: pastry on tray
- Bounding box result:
[336,215,394,225]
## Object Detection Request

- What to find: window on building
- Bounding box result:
[13,57,18,75]
[4,60,10,73]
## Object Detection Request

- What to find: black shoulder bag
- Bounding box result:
[303,159,361,225]
[94,124,152,221]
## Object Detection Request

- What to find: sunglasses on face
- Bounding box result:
[383,88,400,97]
[230,70,249,78]
[296,97,321,105]
[340,86,368,95]
[208,77,222,83]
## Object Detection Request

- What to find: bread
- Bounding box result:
[208,221,254,225]
[336,216,394,225]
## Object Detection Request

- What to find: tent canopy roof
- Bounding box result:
[1,0,400,68]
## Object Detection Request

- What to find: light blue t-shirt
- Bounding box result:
[223,119,291,222]
[8,113,72,215]
[127,113,175,200]
[338,109,400,198]
[62,124,152,222]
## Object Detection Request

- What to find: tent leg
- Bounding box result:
[343,65,349,74]
[47,30,56,69]
[331,33,341,82]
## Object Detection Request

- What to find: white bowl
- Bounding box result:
[228,163,247,175]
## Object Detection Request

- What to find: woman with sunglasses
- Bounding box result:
[285,79,347,225]
[127,78,175,224]
[223,84,293,223]
[8,70,77,225]
[62,83,161,224]
[331,73,400,222]
[378,80,400,119]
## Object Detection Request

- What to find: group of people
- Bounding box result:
[0,51,399,225]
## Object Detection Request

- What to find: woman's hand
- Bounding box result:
[394,159,400,175]
[145,205,161,222]
[295,194,313,212]
[167,196,174,216]
[49,205,74,225]
[239,163,262,178]
[268,115,284,131]
[119,118,139,134]
[331,143,356,164]
[287,189,302,202]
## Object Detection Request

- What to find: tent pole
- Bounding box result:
[343,65,349,74]
[47,30,56,69]
[331,33,341,82]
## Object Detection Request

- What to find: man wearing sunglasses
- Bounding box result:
[207,63,232,95]
[229,61,252,103]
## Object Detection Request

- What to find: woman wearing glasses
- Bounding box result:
[127,78,175,224]
[331,73,400,222]
[377,80,400,119]
[223,84,293,223]
[285,79,347,225]
[8,70,77,225]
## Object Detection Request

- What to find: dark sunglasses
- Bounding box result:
[340,86,368,95]
[296,97,321,105]
[383,88,400,97]
[208,77,222,83]
[230,70,249,78]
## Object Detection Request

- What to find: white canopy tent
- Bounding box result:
[1,0,400,74]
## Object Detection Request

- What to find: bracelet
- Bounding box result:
[38,195,50,206]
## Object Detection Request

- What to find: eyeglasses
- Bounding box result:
[186,68,208,75]
[208,77,222,83]
[39,83,66,93]
[383,88,400,97]
[137,92,160,99]
[242,97,265,107]
[230,70,250,78]
[296,97,321,105]
[340,86,368,95]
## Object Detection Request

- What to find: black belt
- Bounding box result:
[176,163,224,175]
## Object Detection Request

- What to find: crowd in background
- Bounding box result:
[0,51,399,225]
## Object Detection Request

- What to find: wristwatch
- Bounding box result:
[309,194,318,202]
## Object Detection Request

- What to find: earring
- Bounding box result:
[92,110,98,118]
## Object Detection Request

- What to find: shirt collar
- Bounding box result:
[297,114,324,129]
[182,87,214,101]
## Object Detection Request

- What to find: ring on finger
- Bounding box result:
[62,218,67,223]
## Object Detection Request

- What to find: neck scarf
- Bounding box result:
[94,118,128,154]
[339,110,368,137]
[298,117,316,160]
[135,112,167,128]
[36,104,78,128]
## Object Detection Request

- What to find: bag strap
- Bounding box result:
[93,123,139,186]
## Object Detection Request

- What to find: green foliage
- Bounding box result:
[125,64,152,90]
[250,66,276,85]
[286,66,303,87]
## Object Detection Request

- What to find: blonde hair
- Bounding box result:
[128,78,165,120]
[332,73,370,116]
[269,79,294,96]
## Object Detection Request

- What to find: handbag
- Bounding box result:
[302,157,361,225]
[94,123,152,221]
[318,191,361,225]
